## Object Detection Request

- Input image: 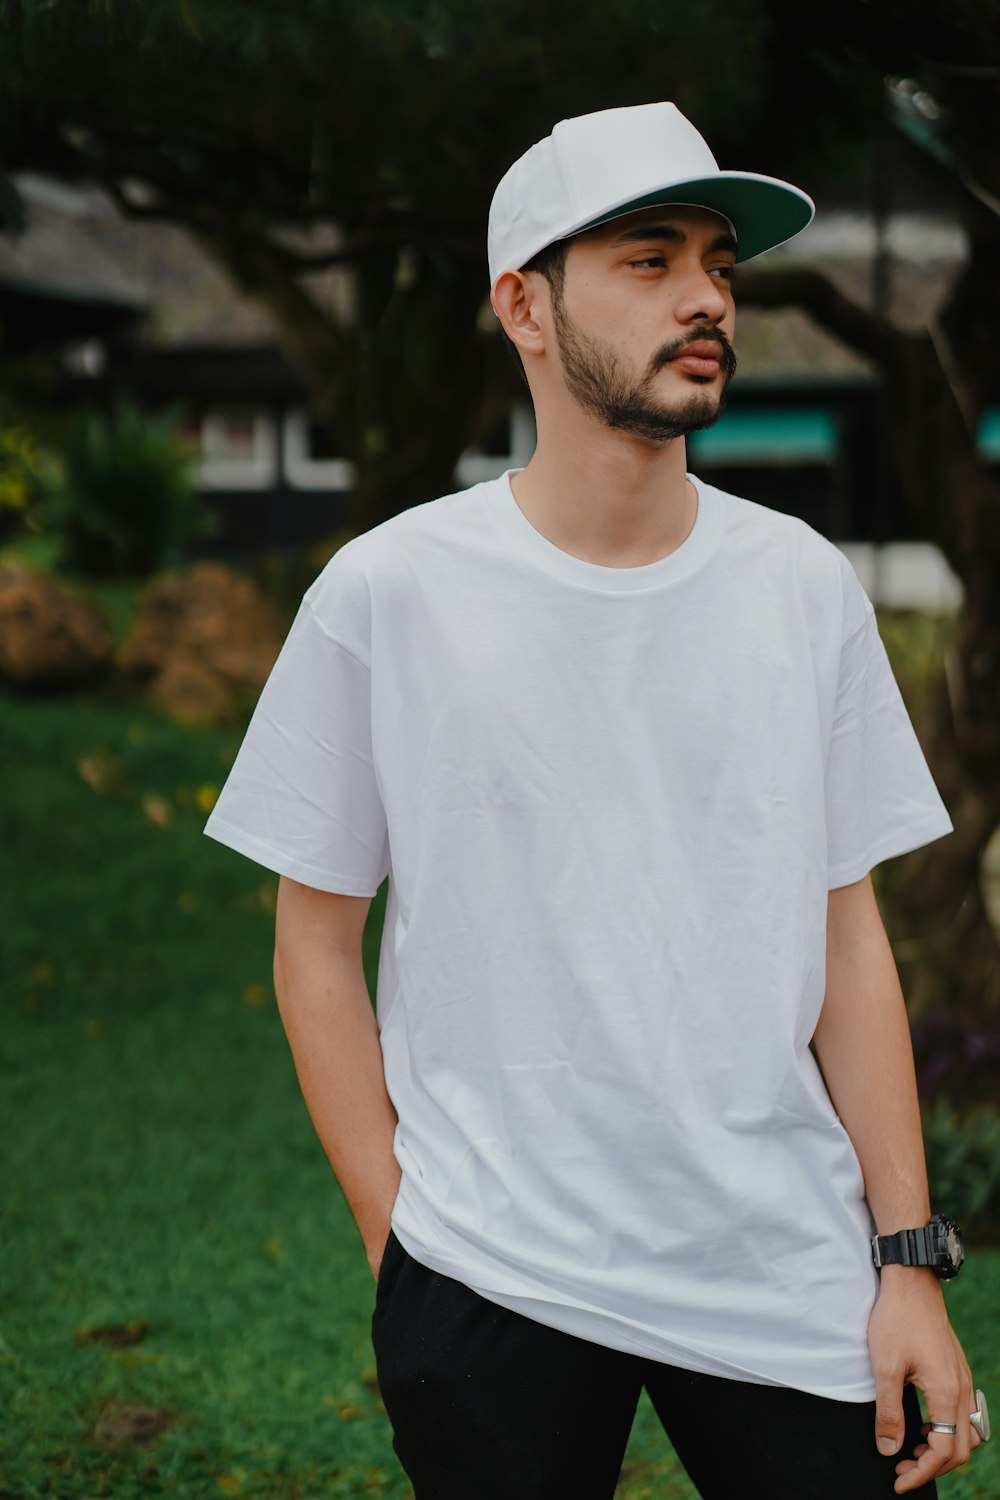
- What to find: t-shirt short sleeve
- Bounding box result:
[204,595,389,897]
[824,561,952,889]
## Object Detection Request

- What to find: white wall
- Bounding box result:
[838,542,962,611]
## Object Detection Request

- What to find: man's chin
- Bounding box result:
[623,391,727,443]
[676,393,727,436]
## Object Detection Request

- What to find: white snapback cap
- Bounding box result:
[487,102,815,285]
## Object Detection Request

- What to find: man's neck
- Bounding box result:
[509,424,696,569]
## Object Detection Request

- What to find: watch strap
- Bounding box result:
[872,1225,948,1271]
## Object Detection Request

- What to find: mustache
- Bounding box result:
[650,329,737,381]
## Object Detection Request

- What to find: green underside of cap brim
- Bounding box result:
[577,177,813,263]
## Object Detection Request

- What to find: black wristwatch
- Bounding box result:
[871,1214,965,1280]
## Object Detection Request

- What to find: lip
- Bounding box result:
[669,349,722,377]
[676,340,725,360]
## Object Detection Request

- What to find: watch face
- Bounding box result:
[933,1215,965,1279]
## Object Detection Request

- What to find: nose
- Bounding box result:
[674,261,729,326]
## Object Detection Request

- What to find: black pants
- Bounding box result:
[371,1231,934,1500]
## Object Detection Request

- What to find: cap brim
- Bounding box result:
[574,172,815,263]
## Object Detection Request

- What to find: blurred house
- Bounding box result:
[0,172,145,355]
[1,109,993,610]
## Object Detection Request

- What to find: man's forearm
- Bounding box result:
[814,875,931,1236]
[814,876,977,1493]
[273,878,401,1276]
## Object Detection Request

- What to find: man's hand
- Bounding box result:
[816,879,982,1491]
[868,1267,981,1493]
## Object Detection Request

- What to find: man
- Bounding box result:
[206,103,987,1497]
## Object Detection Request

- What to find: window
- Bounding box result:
[186,409,277,490]
[456,405,536,486]
[283,409,356,490]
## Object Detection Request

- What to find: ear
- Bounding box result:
[491,270,548,362]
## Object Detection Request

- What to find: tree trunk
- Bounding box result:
[194,226,500,533]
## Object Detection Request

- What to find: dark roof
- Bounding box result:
[0,280,144,351]
[105,343,303,402]
[0,175,147,349]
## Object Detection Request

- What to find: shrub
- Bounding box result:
[41,397,213,578]
[922,1100,1000,1239]
[0,422,62,517]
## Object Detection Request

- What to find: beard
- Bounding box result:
[552,301,737,444]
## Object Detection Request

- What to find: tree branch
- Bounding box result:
[191,223,354,402]
[100,168,480,271]
[735,266,900,369]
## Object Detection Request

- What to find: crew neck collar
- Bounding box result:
[486,469,724,594]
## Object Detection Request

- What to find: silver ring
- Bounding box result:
[928,1422,957,1435]
[971,1389,991,1443]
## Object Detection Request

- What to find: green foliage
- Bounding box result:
[0,0,898,526]
[7,0,988,238]
[875,607,1000,1109]
[924,1102,1000,1241]
[0,686,397,1497]
[877,608,957,722]
[5,0,995,525]
[1,687,1000,1499]
[0,421,62,513]
[40,398,212,579]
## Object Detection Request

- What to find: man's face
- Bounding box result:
[545,205,738,443]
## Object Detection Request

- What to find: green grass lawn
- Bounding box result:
[2,684,998,1499]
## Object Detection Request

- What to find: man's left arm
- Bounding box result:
[814,874,979,1494]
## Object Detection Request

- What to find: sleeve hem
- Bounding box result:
[827,814,954,890]
[204,815,387,897]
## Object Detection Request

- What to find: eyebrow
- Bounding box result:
[610,224,738,255]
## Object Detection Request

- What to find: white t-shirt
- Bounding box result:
[205,472,952,1400]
